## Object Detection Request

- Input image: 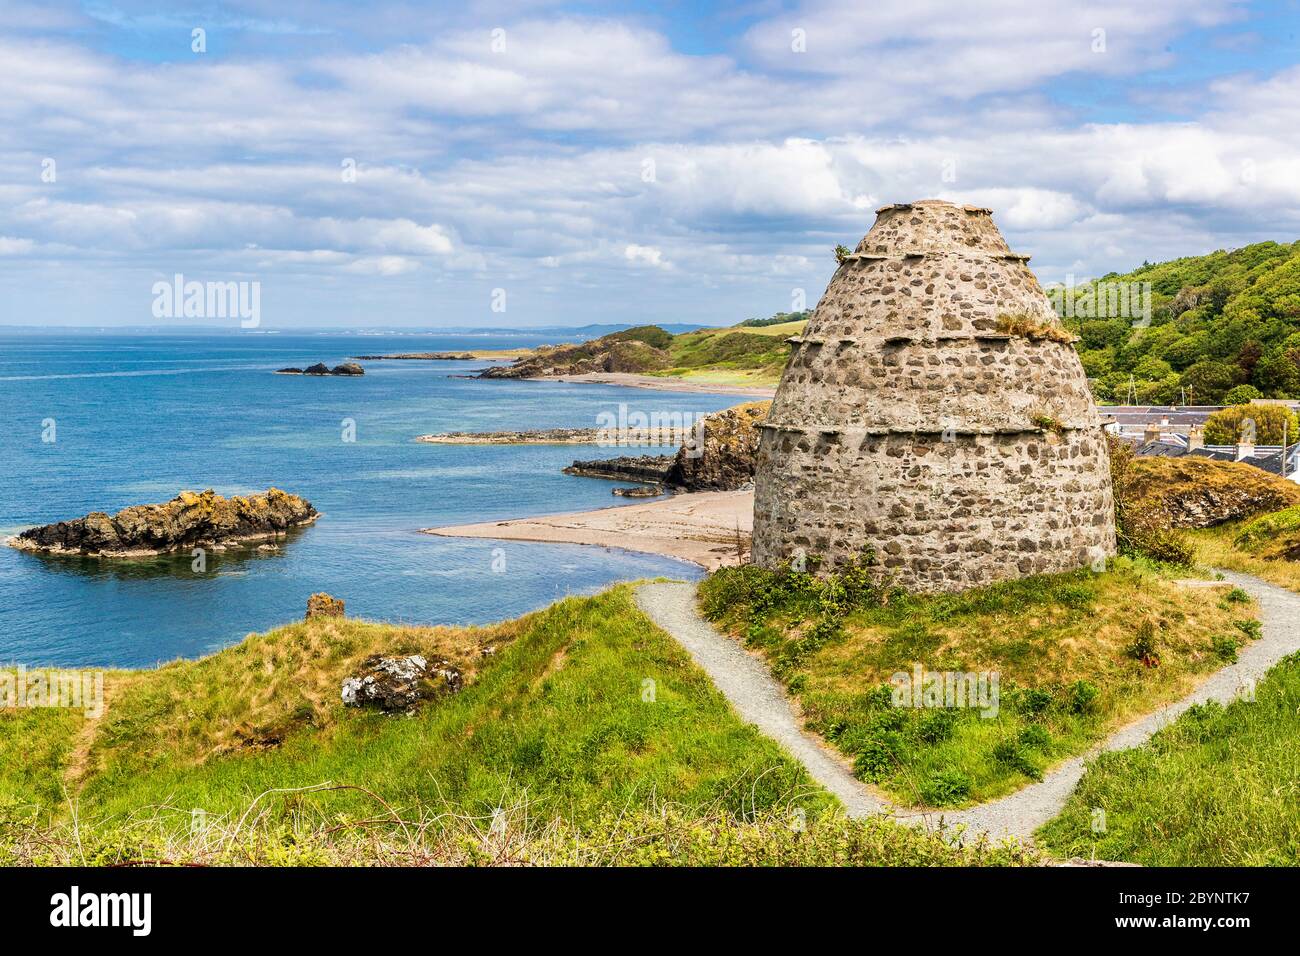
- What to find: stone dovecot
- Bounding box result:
[752,199,1116,592]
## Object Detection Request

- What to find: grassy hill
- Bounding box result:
[1071,239,1300,403]
[0,586,1032,867]
[480,315,804,387]
[699,559,1258,809]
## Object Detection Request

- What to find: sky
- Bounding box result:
[1,0,1299,329]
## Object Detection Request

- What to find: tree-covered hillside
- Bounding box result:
[1070,240,1300,404]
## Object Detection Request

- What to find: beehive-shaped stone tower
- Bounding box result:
[752,200,1116,591]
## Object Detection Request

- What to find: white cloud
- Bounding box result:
[0,237,35,255]
[624,243,669,268]
[0,1,1295,326]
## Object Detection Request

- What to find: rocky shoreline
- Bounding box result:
[416,427,688,445]
[354,352,475,360]
[276,363,364,376]
[564,455,675,484]
[8,488,319,557]
[560,402,769,494]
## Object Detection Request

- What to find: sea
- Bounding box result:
[0,330,740,667]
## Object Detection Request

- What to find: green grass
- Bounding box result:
[662,329,792,382]
[72,587,831,824]
[0,703,85,809]
[0,585,1042,866]
[1038,652,1300,865]
[700,558,1259,809]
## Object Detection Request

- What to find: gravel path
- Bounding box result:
[634,570,1300,843]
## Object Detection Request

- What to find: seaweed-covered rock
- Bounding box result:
[306,592,345,619]
[331,363,365,376]
[340,655,463,713]
[666,401,769,491]
[8,488,318,557]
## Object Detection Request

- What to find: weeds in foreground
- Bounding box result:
[0,788,1036,868]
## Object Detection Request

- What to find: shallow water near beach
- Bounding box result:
[0,331,736,667]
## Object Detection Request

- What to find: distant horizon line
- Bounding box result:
[0,321,727,335]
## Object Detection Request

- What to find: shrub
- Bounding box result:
[1126,620,1159,661]
[1018,724,1052,750]
[1011,687,1054,718]
[1222,587,1251,604]
[1064,680,1101,715]
[1212,634,1242,663]
[920,767,973,806]
[834,244,851,264]
[853,731,909,782]
[918,708,958,744]
[1223,384,1262,405]
[1234,618,1262,640]
[992,739,1043,780]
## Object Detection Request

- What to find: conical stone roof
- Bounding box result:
[752,200,1116,592]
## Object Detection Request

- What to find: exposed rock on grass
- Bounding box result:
[340,654,463,713]
[9,488,318,557]
[1123,456,1300,528]
[417,426,686,445]
[476,324,791,385]
[480,331,673,379]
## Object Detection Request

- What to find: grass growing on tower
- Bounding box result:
[699,556,1259,809]
[1037,652,1300,866]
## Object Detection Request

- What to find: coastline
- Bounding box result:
[516,372,776,397]
[424,490,754,571]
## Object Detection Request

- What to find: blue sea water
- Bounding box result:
[0,331,739,667]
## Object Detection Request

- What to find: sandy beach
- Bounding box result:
[425,489,754,570]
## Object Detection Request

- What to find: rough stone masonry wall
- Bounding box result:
[752,200,1116,591]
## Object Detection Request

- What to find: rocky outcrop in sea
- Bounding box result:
[276,363,365,376]
[563,455,675,484]
[8,488,319,557]
[665,401,768,491]
[562,402,769,493]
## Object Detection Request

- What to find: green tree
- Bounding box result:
[1223,384,1262,405]
[1203,404,1299,445]
[1179,360,1241,404]
[1252,353,1300,397]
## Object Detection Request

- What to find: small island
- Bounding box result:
[8,488,319,557]
[276,363,364,376]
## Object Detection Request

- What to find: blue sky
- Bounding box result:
[2,0,1299,328]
